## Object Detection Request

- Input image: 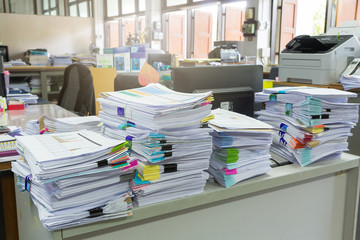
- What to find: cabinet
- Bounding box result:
[5,66,66,101]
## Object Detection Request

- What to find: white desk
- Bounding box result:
[15,153,360,240]
[0,104,76,240]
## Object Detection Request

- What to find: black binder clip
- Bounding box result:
[88,207,103,218]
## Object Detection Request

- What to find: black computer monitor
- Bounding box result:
[172,65,263,117]
[147,53,172,67]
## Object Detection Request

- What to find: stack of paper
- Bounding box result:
[7,93,39,104]
[255,86,359,166]
[71,54,96,66]
[11,130,138,230]
[207,109,273,188]
[25,114,102,135]
[30,78,50,94]
[339,75,360,90]
[0,126,22,163]
[97,83,213,206]
[50,55,73,66]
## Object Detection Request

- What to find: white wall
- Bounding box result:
[0,13,94,60]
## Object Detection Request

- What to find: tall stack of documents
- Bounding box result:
[208,109,273,188]
[255,87,359,166]
[97,83,213,206]
[25,114,102,135]
[11,130,137,230]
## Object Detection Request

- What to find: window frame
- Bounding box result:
[104,14,146,48]
[66,0,93,17]
[42,0,59,16]
[6,0,37,14]
[105,0,145,20]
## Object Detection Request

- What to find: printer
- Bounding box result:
[208,41,243,63]
[278,34,360,85]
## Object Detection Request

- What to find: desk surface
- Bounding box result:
[59,153,360,239]
[0,104,76,240]
[14,152,360,240]
[1,104,76,131]
[273,80,360,92]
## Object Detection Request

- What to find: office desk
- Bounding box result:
[5,66,66,100]
[15,153,360,240]
[273,81,357,91]
[0,104,76,240]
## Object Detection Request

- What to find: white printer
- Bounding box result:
[278,34,360,85]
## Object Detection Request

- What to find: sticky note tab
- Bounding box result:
[225,168,237,175]
[117,107,125,117]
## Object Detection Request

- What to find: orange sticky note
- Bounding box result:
[138,62,160,86]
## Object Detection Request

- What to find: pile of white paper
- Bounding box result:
[12,130,137,230]
[7,93,39,104]
[339,75,360,90]
[255,87,359,166]
[98,83,213,206]
[208,109,273,188]
[25,114,102,135]
[50,55,73,66]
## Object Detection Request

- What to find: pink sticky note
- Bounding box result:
[225,168,237,175]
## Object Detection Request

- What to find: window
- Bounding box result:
[139,0,145,11]
[296,0,326,35]
[42,0,59,16]
[67,0,92,17]
[122,0,135,15]
[7,0,36,14]
[107,0,119,17]
[193,6,218,58]
[123,17,136,44]
[105,0,145,18]
[105,0,147,47]
[109,20,120,48]
[224,2,246,41]
[106,16,145,47]
[167,11,186,59]
[166,0,187,7]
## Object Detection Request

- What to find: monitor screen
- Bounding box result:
[172,65,263,116]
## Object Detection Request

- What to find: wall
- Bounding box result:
[0,13,94,60]
[243,0,272,65]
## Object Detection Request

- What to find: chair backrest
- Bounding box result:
[269,66,279,80]
[114,72,141,91]
[58,64,96,116]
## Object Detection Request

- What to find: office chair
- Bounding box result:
[58,64,96,116]
[268,66,279,80]
[114,72,141,91]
